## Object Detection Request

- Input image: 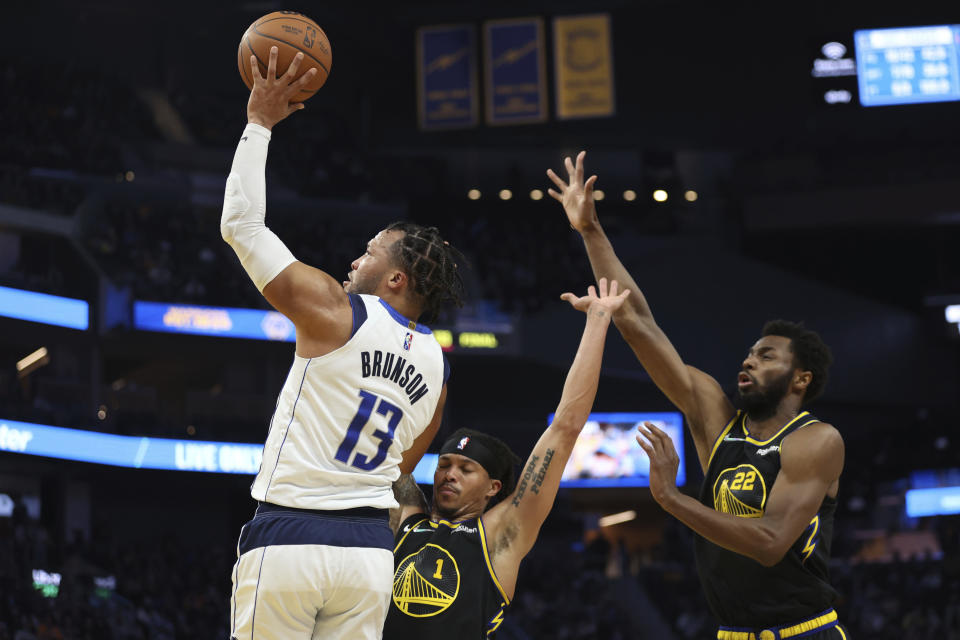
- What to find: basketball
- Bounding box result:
[237,11,332,102]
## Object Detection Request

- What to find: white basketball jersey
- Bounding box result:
[251,294,446,510]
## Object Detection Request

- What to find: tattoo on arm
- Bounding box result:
[512,455,539,506]
[530,449,554,496]
[511,449,555,506]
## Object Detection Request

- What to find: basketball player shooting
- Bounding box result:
[384,279,629,638]
[547,152,850,640]
[222,46,465,640]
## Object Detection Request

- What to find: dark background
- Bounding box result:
[1,1,958,638]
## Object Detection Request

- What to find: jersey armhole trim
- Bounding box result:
[706,411,741,470]
[778,418,822,460]
[393,516,429,553]
[348,293,368,338]
[477,518,511,605]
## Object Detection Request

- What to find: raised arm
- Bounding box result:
[390,472,429,534]
[221,47,351,351]
[638,420,844,566]
[547,151,734,469]
[482,279,629,598]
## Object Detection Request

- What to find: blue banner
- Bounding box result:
[0,417,440,481]
[133,301,295,342]
[418,25,478,130]
[484,18,547,125]
[0,285,88,330]
[0,419,262,474]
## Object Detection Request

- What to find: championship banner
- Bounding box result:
[484,17,547,125]
[417,25,478,130]
[553,14,615,119]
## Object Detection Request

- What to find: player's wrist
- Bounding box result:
[246,114,275,131]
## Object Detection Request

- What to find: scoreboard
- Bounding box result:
[855,25,960,106]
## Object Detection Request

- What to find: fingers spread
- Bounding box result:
[250,55,262,80]
[547,189,562,202]
[267,46,278,77]
[286,52,304,78]
[546,168,567,190]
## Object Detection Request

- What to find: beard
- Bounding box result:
[734,369,792,421]
[345,270,379,295]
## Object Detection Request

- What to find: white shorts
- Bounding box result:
[230,504,394,640]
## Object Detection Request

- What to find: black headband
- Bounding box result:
[439,434,501,480]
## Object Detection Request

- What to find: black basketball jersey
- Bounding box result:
[695,410,838,628]
[383,514,510,639]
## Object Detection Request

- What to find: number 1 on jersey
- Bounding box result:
[335,390,404,471]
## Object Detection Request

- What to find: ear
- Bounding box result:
[386,269,408,292]
[486,478,502,500]
[794,369,812,391]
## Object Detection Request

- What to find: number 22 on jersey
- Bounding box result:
[335,390,404,471]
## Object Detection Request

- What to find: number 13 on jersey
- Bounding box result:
[335,390,404,471]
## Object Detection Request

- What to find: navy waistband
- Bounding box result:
[256,501,389,521]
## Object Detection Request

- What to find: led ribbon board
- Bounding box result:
[133,301,295,342]
[0,285,88,329]
[0,419,262,474]
[0,418,440,480]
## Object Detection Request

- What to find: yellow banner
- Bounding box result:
[553,14,615,119]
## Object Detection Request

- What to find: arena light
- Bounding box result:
[499,189,513,200]
[468,189,481,200]
[653,189,668,202]
[16,347,49,375]
[623,190,637,202]
[530,189,544,200]
[684,190,698,202]
[599,510,637,527]
[593,189,605,201]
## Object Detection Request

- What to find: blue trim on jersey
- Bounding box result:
[239,505,394,554]
[263,359,311,502]
[443,355,451,384]
[250,547,268,639]
[348,293,368,338]
[378,298,432,334]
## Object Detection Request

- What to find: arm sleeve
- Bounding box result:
[220,123,297,293]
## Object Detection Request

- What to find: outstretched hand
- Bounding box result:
[636,421,681,506]
[561,277,630,316]
[247,46,318,130]
[546,151,598,233]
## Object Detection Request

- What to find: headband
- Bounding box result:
[439,434,501,480]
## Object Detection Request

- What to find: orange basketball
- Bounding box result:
[237,11,332,102]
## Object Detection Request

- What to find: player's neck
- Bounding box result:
[744,405,801,440]
[378,290,421,324]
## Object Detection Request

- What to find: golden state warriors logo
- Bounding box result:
[393,544,460,617]
[713,464,767,518]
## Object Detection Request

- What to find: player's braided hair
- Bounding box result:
[762,319,834,404]
[385,221,466,323]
